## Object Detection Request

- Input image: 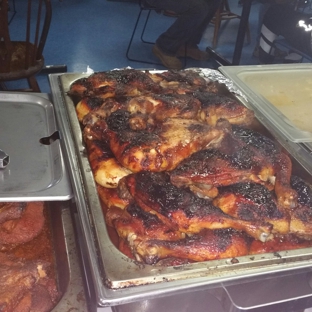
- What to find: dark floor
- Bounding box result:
[4,0,312,93]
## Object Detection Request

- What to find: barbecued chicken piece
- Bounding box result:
[135,228,249,264]
[170,148,268,199]
[0,202,45,250]
[147,69,220,94]
[106,203,184,261]
[82,91,253,136]
[148,69,207,87]
[0,202,26,225]
[288,176,312,238]
[86,139,131,188]
[76,95,143,124]
[123,171,273,241]
[104,111,228,172]
[75,96,106,122]
[106,203,183,241]
[0,252,50,312]
[97,185,130,210]
[249,234,312,255]
[124,93,201,121]
[230,126,297,209]
[82,93,201,129]
[213,182,289,234]
[194,91,254,127]
[170,127,296,209]
[69,68,162,100]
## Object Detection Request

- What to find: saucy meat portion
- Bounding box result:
[0,202,61,312]
[69,68,312,265]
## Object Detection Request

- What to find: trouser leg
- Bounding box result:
[187,0,222,46]
[147,0,212,55]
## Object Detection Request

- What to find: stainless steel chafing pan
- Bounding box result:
[49,70,312,307]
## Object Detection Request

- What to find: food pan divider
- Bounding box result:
[50,72,312,307]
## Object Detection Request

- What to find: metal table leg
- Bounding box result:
[232,0,252,65]
[206,0,252,66]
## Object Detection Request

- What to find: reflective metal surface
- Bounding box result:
[0,92,72,201]
[49,71,312,308]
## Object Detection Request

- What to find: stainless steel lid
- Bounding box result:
[0,92,72,201]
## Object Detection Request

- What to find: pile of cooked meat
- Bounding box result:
[0,201,61,312]
[69,68,312,265]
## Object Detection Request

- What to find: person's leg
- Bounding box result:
[186,0,222,46]
[147,0,211,55]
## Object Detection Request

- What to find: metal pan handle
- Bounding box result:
[0,149,9,169]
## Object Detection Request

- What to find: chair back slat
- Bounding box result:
[37,0,52,59]
[0,0,13,72]
[25,0,32,69]
[33,0,43,64]
[0,0,52,72]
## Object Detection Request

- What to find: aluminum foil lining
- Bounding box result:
[188,67,248,102]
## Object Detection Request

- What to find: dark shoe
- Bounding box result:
[176,45,210,61]
[152,45,182,70]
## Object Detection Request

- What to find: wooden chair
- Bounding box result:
[0,0,52,92]
[210,0,251,48]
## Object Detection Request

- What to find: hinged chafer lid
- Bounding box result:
[0,92,72,201]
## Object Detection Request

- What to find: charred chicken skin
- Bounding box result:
[289,176,312,237]
[230,126,297,209]
[85,138,131,188]
[69,68,162,99]
[75,96,106,122]
[194,91,254,127]
[80,92,254,131]
[106,203,184,261]
[123,171,273,241]
[68,68,312,266]
[69,68,221,101]
[170,147,267,200]
[213,182,289,234]
[81,93,202,130]
[135,228,249,264]
[104,111,227,172]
